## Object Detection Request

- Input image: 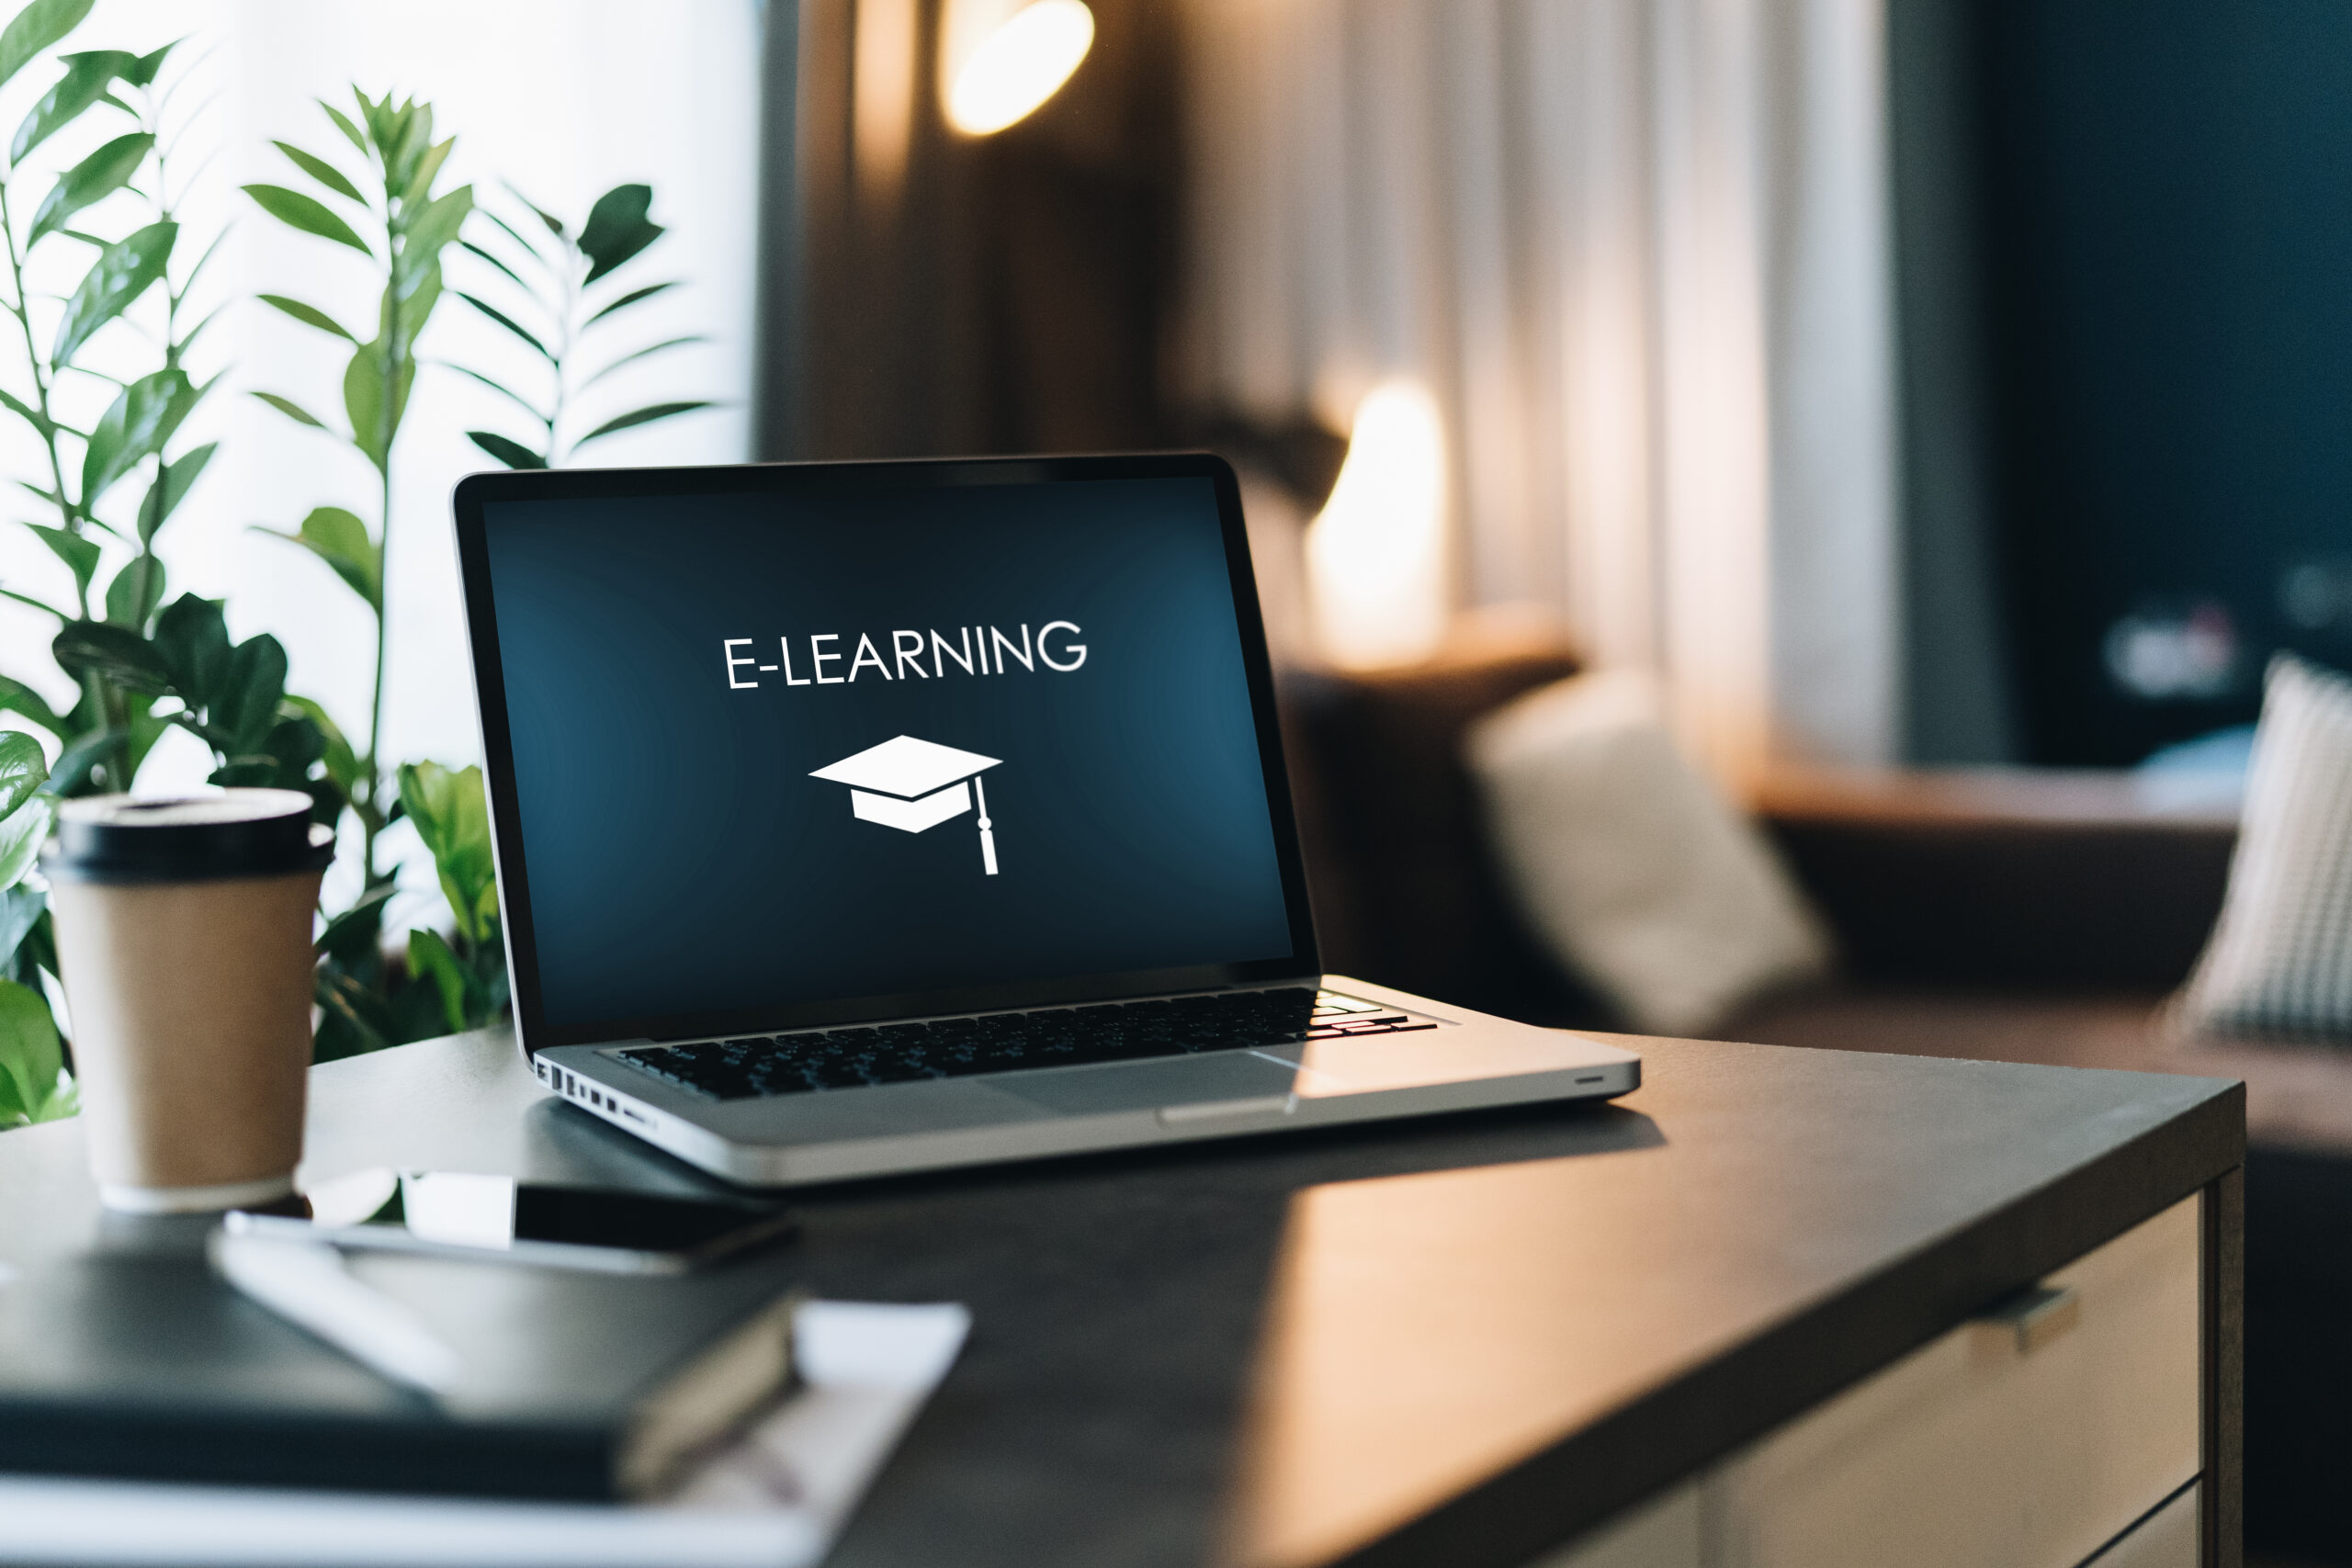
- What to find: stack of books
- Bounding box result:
[0,1237,967,1567]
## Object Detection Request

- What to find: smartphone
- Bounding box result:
[225,1168,796,1274]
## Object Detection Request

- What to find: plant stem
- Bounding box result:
[141,89,179,558]
[0,177,126,788]
[0,182,86,613]
[360,135,403,891]
[362,455,390,887]
[547,243,576,462]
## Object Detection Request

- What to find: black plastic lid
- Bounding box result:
[41,790,335,885]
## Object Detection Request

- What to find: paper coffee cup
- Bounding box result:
[42,792,334,1213]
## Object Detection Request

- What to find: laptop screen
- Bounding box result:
[459,459,1314,1048]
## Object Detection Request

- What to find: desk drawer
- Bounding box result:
[1710,1194,2201,1568]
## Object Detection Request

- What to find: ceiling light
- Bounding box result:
[940,0,1095,137]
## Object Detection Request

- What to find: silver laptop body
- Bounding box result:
[453,456,1638,1189]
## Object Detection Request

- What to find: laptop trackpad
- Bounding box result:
[990,1052,1297,1117]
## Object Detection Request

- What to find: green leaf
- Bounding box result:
[0,975,68,1128]
[0,675,64,735]
[577,183,662,285]
[46,722,120,794]
[441,362,545,423]
[0,383,52,436]
[272,138,362,204]
[175,299,229,358]
[13,49,134,163]
[120,690,166,784]
[232,707,324,794]
[390,255,442,334]
[81,366,192,504]
[575,400,715,446]
[342,336,410,473]
[53,618,168,694]
[387,100,433,192]
[398,761,496,946]
[243,183,369,255]
[313,967,392,1063]
[103,552,163,629]
[0,0,94,96]
[583,279,677,325]
[582,334,704,389]
[0,587,66,619]
[395,184,471,280]
[0,730,46,821]
[465,430,546,470]
[503,180,563,237]
[406,927,469,1035]
[0,793,47,888]
[477,209,547,265]
[457,237,527,291]
[151,592,228,701]
[318,881,392,965]
[354,86,394,152]
[0,884,43,974]
[404,135,454,205]
[179,224,229,295]
[453,289,551,360]
[51,219,174,367]
[286,694,358,796]
[212,633,289,755]
[28,130,152,244]
[320,97,365,154]
[257,504,379,610]
[120,37,174,86]
[257,292,353,341]
[27,524,96,594]
[141,439,215,542]
[5,894,52,989]
[251,389,327,429]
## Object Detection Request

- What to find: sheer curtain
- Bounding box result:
[1183,0,1897,779]
[0,0,760,909]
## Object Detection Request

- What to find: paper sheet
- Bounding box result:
[0,1299,971,1568]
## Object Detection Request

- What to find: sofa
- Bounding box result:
[1278,639,2351,1564]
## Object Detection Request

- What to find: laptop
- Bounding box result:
[451,454,1639,1187]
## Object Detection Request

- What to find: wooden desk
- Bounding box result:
[0,1029,2242,1568]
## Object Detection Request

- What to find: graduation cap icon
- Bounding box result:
[810,735,1004,875]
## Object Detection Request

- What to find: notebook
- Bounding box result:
[1,1299,970,1568]
[0,1238,805,1501]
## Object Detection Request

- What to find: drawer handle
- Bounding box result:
[1974,1283,2080,1355]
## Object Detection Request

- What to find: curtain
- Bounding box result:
[1182,0,1898,778]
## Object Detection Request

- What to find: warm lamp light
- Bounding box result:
[939,0,1095,136]
[1305,378,1450,670]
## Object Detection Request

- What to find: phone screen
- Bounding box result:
[295,1168,792,1265]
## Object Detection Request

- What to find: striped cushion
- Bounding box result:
[2180,656,2352,1039]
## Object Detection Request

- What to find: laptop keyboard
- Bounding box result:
[611,987,1436,1102]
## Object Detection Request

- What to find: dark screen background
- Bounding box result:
[480,478,1294,1031]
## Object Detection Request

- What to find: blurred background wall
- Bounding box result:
[9,0,2343,808]
[1898,0,2352,768]
[763,0,1900,785]
[762,0,2352,782]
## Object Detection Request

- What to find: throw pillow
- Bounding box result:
[2178,655,2352,1039]
[1465,671,1833,1037]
